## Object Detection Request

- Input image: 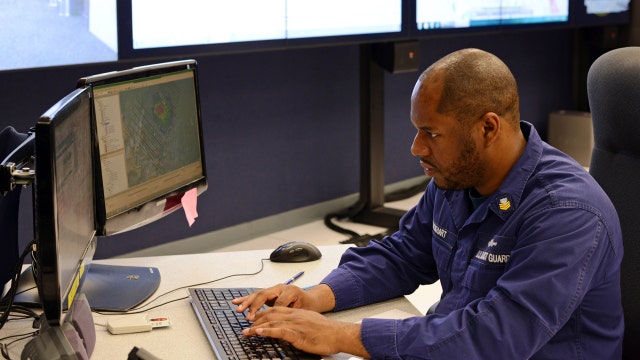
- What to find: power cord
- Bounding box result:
[384,178,429,203]
[1,330,38,360]
[324,178,428,246]
[0,240,39,360]
[323,210,360,239]
[0,240,37,330]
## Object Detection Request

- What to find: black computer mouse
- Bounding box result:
[269,241,322,263]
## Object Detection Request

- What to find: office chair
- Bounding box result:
[587,46,640,360]
[0,126,29,288]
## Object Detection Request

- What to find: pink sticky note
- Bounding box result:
[181,188,199,227]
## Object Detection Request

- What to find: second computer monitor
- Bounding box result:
[78,59,207,235]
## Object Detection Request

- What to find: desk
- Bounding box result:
[4,245,433,359]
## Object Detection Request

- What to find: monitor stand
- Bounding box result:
[348,44,406,229]
[12,264,161,312]
[5,267,39,307]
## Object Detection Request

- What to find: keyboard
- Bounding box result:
[188,287,321,360]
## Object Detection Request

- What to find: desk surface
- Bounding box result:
[4,245,434,359]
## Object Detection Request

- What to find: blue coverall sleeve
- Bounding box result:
[322,189,439,311]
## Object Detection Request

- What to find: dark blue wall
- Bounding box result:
[0,29,576,258]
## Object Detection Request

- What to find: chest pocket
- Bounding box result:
[431,224,458,291]
[463,233,516,296]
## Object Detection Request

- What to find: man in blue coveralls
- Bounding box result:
[235,48,624,359]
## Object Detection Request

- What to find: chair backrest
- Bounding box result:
[0,126,28,288]
[588,46,640,360]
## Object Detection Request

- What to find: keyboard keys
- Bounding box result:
[191,288,320,360]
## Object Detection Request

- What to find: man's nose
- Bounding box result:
[411,134,428,158]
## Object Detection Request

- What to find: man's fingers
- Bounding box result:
[233,285,287,317]
[242,319,296,342]
[251,326,292,340]
[273,288,300,307]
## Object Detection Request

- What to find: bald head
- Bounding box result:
[417,48,520,128]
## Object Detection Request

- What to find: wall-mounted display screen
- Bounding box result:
[584,0,629,14]
[131,0,287,49]
[287,0,403,39]
[0,0,117,72]
[131,0,402,49]
[122,0,405,58]
[1,0,631,72]
[414,0,570,31]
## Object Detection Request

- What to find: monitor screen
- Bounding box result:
[286,0,403,39]
[34,87,96,325]
[120,0,405,58]
[0,0,117,72]
[414,0,569,31]
[77,60,207,235]
[583,0,629,14]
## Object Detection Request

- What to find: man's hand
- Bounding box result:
[232,284,335,321]
[242,306,370,358]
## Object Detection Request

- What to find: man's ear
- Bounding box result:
[480,112,500,147]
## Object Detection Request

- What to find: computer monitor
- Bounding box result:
[77,59,208,236]
[27,60,207,323]
[33,87,96,325]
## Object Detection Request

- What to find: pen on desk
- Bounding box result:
[283,271,304,285]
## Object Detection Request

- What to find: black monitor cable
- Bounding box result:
[323,209,361,239]
[0,240,39,360]
[0,239,38,331]
[384,178,429,203]
[1,329,38,360]
[324,178,428,246]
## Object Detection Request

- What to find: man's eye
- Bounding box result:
[429,132,438,138]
